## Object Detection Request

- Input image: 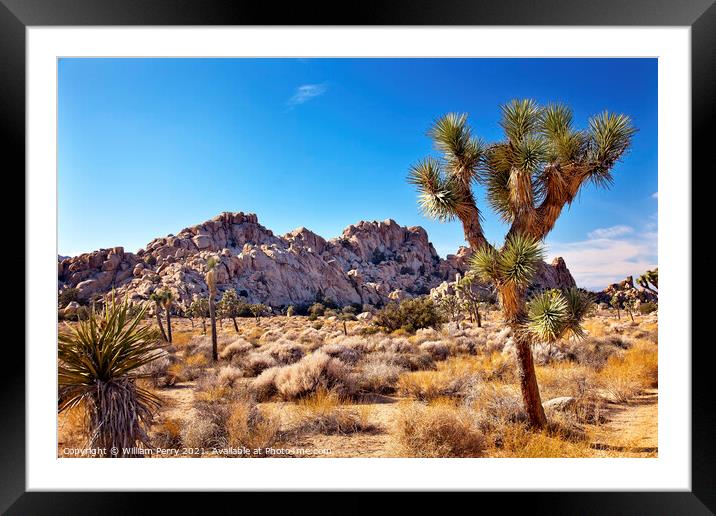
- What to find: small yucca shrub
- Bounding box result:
[58,298,164,456]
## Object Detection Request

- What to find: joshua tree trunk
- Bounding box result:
[155,306,168,342]
[475,305,482,328]
[457,206,489,250]
[500,284,547,429]
[201,317,206,335]
[343,320,348,336]
[189,317,194,330]
[627,309,634,322]
[513,333,547,428]
[232,316,239,333]
[165,309,173,343]
[209,298,218,362]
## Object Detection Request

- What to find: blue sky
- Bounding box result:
[58,58,657,289]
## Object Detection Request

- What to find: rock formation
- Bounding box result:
[58,211,577,309]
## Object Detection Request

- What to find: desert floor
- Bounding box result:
[58,308,657,458]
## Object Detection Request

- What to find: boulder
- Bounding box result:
[543,397,576,411]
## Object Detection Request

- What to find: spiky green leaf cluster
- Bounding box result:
[408,158,469,222]
[470,233,544,288]
[526,287,593,342]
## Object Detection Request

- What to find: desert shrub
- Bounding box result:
[242,351,278,377]
[565,335,632,370]
[371,350,436,372]
[465,384,527,448]
[419,340,451,361]
[219,338,255,361]
[293,388,377,435]
[639,302,657,315]
[311,321,324,329]
[356,359,405,394]
[308,302,326,318]
[394,401,485,457]
[373,297,444,334]
[58,287,80,308]
[264,340,305,365]
[320,343,363,365]
[252,351,356,401]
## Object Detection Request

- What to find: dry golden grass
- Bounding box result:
[393,399,485,457]
[293,388,376,435]
[598,339,658,402]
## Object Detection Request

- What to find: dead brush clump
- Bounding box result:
[292,388,378,435]
[393,400,485,457]
[252,351,357,401]
[180,399,280,456]
[151,416,183,449]
[219,338,255,362]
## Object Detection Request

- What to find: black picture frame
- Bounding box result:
[3,0,710,512]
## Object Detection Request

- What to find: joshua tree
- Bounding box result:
[623,296,637,322]
[610,292,622,319]
[250,303,269,323]
[455,273,490,327]
[161,290,175,343]
[189,297,209,335]
[637,268,658,297]
[409,100,635,428]
[205,257,219,362]
[58,297,163,456]
[437,294,463,328]
[218,289,242,333]
[149,291,169,342]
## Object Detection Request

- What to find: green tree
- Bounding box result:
[408,100,634,428]
[205,257,219,362]
[58,298,163,456]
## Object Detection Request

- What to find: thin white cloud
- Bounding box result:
[546,227,657,291]
[287,83,327,107]
[652,191,658,199]
[587,225,634,239]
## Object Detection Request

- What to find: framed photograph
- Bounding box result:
[6,0,709,511]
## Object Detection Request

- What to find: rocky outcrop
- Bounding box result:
[594,274,658,306]
[58,211,578,309]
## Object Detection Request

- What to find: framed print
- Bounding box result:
[4,0,711,511]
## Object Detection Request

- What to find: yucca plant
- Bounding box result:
[409,99,634,427]
[205,257,219,361]
[58,298,163,456]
